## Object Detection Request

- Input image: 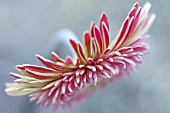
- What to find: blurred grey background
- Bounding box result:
[0,0,170,113]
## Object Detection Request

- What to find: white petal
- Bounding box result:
[68,83,73,93]
[76,76,80,84]
[52,89,59,104]
[80,69,85,75]
[102,71,111,78]
[93,73,98,85]
[61,82,67,94]
[42,81,55,90]
[96,65,103,70]
[88,71,93,78]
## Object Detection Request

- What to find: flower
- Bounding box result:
[5,2,155,110]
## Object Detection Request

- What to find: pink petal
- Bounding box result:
[65,56,73,65]
[129,2,138,18]
[36,55,63,71]
[112,18,129,50]
[19,64,57,73]
[69,39,81,59]
[70,39,87,63]
[120,17,135,46]
[90,22,95,37]
[83,32,91,57]
[77,43,87,63]
[9,73,22,79]
[102,22,110,49]
[100,12,109,32]
[24,69,52,79]
[92,39,98,58]
[94,26,103,53]
[51,52,65,63]
[130,8,141,34]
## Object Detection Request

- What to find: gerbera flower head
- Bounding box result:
[5,2,155,110]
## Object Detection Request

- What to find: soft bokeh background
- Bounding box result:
[0,0,170,113]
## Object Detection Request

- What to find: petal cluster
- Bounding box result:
[5,2,155,110]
